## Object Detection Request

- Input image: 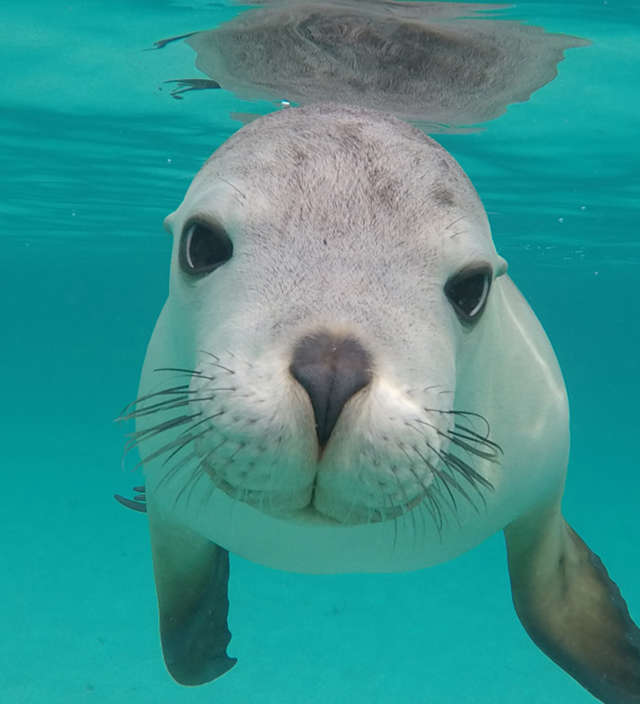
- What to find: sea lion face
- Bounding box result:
[160,105,505,526]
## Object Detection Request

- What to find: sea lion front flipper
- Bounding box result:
[148,507,236,685]
[504,502,640,703]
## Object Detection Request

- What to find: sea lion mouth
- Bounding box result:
[119,364,503,529]
[202,461,429,525]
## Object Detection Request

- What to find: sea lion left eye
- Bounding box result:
[444,266,492,323]
[180,221,233,275]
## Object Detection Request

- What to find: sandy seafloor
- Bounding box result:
[1,0,639,702]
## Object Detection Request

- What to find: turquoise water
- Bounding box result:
[2,1,639,702]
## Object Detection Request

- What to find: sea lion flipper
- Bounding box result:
[148,509,236,685]
[505,504,640,703]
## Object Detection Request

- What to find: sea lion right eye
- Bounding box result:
[179,220,233,276]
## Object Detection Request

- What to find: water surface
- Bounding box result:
[2,1,639,702]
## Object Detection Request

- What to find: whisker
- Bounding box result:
[157,451,200,490]
[201,350,236,375]
[443,214,467,231]
[394,439,444,535]
[125,413,202,447]
[154,368,220,382]
[117,397,191,421]
[425,491,444,534]
[404,418,494,517]
[392,462,427,549]
[414,444,458,514]
[388,472,402,552]
[175,462,207,508]
[201,459,220,507]
[431,450,480,514]
[161,430,204,467]
[176,410,226,438]
[442,452,493,496]
[392,452,421,544]
[425,408,492,439]
[121,391,234,423]
[118,385,191,416]
[202,438,228,462]
[445,433,501,461]
[449,425,502,452]
[137,427,209,468]
[433,467,464,514]
[153,366,202,375]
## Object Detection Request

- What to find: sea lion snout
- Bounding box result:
[289,331,372,449]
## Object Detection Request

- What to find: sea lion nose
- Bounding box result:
[289,332,372,448]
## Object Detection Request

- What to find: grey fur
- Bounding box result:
[188,103,490,349]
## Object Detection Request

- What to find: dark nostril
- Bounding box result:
[289,332,372,448]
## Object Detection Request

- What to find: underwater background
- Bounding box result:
[2,0,639,702]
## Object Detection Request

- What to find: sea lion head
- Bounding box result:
[146,104,507,527]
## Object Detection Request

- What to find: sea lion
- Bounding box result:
[120,104,640,702]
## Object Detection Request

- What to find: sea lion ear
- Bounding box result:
[504,504,640,703]
[148,508,236,685]
[494,256,508,277]
[163,213,177,235]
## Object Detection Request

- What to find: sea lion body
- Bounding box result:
[128,105,640,702]
[140,103,566,573]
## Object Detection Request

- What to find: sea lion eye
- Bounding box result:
[179,220,233,275]
[445,265,492,323]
